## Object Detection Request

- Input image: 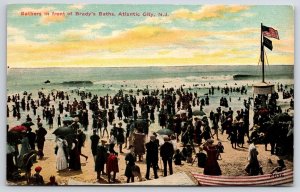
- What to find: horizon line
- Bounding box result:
[8,63,294,69]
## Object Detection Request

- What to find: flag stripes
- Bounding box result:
[262,25,279,40]
[192,169,293,186]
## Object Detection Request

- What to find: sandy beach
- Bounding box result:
[6,81,294,185]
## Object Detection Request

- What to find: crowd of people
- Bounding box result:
[6,82,294,185]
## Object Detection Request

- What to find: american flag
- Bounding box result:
[192,169,293,186]
[262,25,279,40]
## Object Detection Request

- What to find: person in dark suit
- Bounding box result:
[95,139,108,180]
[145,135,159,180]
[77,129,88,161]
[27,128,36,151]
[90,129,100,162]
[160,136,174,177]
[35,123,47,159]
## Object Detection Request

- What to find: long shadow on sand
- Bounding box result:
[232,147,248,152]
[37,157,49,161]
[57,169,83,177]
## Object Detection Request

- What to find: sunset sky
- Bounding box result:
[7,4,294,68]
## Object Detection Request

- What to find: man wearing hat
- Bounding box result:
[35,123,47,159]
[95,139,108,180]
[77,129,88,161]
[71,117,81,133]
[160,136,174,177]
[125,145,137,183]
[116,122,125,153]
[145,135,159,180]
[110,122,118,138]
[90,129,100,162]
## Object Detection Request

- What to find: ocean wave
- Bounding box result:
[185,75,233,81]
[233,73,293,80]
[61,81,93,86]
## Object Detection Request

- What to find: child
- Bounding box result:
[271,159,286,174]
[173,149,183,165]
[46,176,58,186]
[186,144,193,163]
[216,141,224,160]
[181,147,188,161]
[192,147,207,168]
[30,166,44,185]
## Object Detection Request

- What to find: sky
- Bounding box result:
[7,4,294,68]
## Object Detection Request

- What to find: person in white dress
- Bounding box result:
[55,137,68,171]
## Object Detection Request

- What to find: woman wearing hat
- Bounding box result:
[17,133,31,168]
[230,120,238,149]
[69,139,81,171]
[125,145,137,183]
[55,136,68,171]
[133,128,146,162]
[95,139,108,180]
[106,149,119,183]
[245,143,263,176]
[237,120,245,148]
[203,139,222,176]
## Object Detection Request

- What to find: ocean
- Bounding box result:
[7,65,294,96]
[6,64,294,137]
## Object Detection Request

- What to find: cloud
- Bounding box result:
[171,5,250,21]
[141,17,172,25]
[40,14,66,25]
[241,12,256,17]
[68,4,85,10]
[35,34,50,40]
[82,23,106,30]
[7,26,24,36]
[7,26,28,43]
[7,25,293,68]
[60,29,91,41]
[59,23,106,41]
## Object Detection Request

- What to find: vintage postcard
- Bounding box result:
[6,4,294,186]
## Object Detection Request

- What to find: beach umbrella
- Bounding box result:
[53,126,75,136]
[157,128,174,136]
[70,112,79,118]
[9,125,27,132]
[63,116,74,123]
[134,119,148,128]
[272,113,292,123]
[22,121,34,127]
[7,131,23,144]
[192,110,206,116]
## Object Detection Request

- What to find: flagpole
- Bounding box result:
[261,23,265,83]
